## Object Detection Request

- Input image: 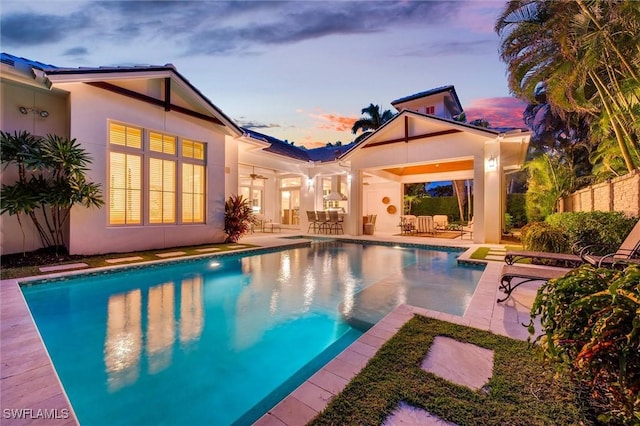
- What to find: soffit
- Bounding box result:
[383,159,474,176]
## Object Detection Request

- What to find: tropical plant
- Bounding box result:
[496,0,640,174]
[529,264,640,424]
[524,153,575,222]
[520,221,571,254]
[223,195,255,243]
[351,103,395,143]
[1,131,103,254]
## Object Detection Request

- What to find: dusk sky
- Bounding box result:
[1,0,528,148]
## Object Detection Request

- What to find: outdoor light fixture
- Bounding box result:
[488,155,497,170]
[307,177,314,189]
[19,106,49,118]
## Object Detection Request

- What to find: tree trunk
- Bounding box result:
[452,180,466,222]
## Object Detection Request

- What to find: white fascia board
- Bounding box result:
[44,70,173,83]
[237,135,271,150]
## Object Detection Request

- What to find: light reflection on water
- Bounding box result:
[22,241,482,426]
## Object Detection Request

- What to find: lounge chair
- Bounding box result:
[504,250,583,268]
[505,219,640,268]
[498,265,570,303]
[580,219,640,267]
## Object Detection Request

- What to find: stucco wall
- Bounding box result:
[57,82,228,255]
[558,170,640,217]
[0,81,71,255]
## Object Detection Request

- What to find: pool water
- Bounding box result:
[21,241,483,425]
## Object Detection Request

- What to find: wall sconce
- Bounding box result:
[306,177,314,189]
[19,106,49,118]
[487,155,497,171]
[346,173,352,184]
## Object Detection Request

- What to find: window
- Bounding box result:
[110,123,142,149]
[182,163,204,223]
[149,158,176,223]
[182,139,205,160]
[425,106,435,115]
[109,124,142,224]
[149,132,176,155]
[181,140,205,223]
[108,122,206,225]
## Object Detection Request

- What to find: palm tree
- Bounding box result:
[496,0,640,173]
[351,103,395,143]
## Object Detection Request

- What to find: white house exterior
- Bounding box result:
[1,53,530,255]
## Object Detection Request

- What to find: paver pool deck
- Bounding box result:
[0,232,558,426]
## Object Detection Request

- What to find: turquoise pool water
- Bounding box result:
[21,241,483,425]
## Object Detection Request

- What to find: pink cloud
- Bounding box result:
[308,110,358,132]
[464,97,528,128]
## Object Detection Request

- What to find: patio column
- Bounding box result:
[484,141,502,243]
[347,170,363,235]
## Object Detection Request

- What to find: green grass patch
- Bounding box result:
[470,245,530,263]
[0,243,259,280]
[311,316,591,426]
[470,246,491,260]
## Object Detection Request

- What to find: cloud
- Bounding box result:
[308,110,358,133]
[464,97,528,128]
[63,47,89,57]
[1,1,464,56]
[1,11,92,46]
[235,119,282,129]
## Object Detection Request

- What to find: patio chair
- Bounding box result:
[416,216,434,234]
[316,211,331,234]
[368,214,377,231]
[306,210,319,233]
[498,265,571,303]
[399,215,416,234]
[461,218,473,239]
[328,210,344,234]
[433,215,448,232]
[581,219,640,267]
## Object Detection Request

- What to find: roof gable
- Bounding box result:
[1,52,243,137]
[339,110,501,160]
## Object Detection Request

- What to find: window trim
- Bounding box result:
[107,121,207,227]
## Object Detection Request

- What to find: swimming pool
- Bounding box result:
[21,240,483,425]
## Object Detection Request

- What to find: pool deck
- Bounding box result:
[0,232,561,426]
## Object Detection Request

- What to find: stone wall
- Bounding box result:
[558,169,640,217]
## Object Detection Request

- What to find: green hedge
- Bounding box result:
[411,196,463,222]
[507,193,527,227]
[520,211,638,255]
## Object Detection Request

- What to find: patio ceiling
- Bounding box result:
[382,159,474,176]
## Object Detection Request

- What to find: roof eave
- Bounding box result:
[45,67,244,137]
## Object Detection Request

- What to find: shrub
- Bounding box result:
[530,264,640,424]
[507,193,527,227]
[545,212,638,255]
[223,195,255,243]
[520,222,571,254]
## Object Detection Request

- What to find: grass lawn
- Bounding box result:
[311,315,592,426]
[471,245,525,262]
[0,243,258,280]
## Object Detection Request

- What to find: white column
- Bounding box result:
[483,141,502,243]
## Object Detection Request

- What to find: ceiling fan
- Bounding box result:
[250,166,268,180]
